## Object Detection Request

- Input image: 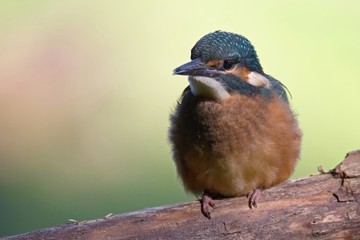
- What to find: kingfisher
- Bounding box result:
[168,31,302,219]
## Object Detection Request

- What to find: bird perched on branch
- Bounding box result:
[168,31,302,219]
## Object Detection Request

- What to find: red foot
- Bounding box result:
[247,188,261,209]
[201,192,215,219]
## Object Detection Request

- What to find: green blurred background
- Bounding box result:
[0,0,359,236]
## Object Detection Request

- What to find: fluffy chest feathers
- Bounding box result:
[169,91,301,197]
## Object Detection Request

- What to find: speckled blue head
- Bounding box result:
[191,31,263,73]
[173,31,289,101]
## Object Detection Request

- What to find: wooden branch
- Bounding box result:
[6,150,360,240]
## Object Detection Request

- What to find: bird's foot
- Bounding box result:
[201,191,215,219]
[247,188,261,209]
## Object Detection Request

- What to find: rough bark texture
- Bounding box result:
[6,150,360,240]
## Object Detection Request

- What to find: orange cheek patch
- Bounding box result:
[206,59,222,68]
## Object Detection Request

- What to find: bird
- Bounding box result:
[168,31,302,219]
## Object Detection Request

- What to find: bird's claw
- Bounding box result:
[201,192,215,219]
[247,188,261,209]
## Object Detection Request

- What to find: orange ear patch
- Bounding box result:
[229,66,251,80]
[229,66,271,88]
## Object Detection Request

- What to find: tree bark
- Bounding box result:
[6,150,360,240]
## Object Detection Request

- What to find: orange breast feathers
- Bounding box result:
[169,91,302,197]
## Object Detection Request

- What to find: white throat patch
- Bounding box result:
[188,76,230,100]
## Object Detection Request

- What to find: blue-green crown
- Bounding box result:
[190,31,263,73]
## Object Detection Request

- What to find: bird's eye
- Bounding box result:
[223,60,236,70]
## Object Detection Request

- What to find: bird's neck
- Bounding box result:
[188,76,230,101]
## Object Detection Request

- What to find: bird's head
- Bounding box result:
[173,31,272,100]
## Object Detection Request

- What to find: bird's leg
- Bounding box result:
[247,188,262,209]
[201,190,215,219]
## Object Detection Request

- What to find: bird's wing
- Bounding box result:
[266,75,291,103]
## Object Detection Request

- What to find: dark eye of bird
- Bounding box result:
[223,59,237,70]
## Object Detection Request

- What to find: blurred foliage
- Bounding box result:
[0,0,359,236]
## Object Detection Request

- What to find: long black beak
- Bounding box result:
[173,59,220,77]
